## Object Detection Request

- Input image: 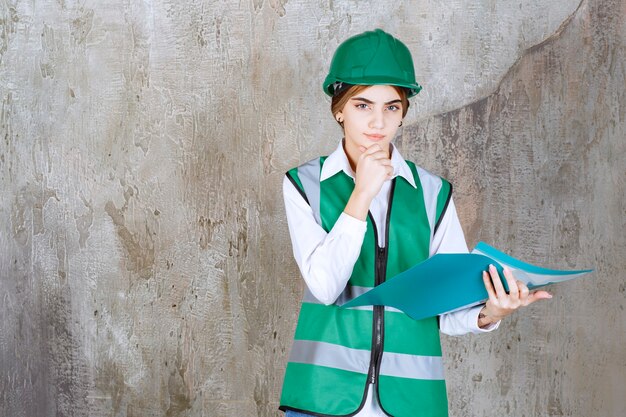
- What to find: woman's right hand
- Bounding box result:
[343,144,393,221]
[354,144,393,200]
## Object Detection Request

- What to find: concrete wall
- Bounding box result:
[1,0,624,416]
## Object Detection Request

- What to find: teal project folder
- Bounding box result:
[340,242,592,320]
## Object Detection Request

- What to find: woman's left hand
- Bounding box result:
[478,264,552,328]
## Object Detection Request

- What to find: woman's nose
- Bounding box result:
[369,110,384,129]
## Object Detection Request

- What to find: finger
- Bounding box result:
[482,271,498,302]
[362,144,383,155]
[367,150,391,160]
[359,146,366,153]
[488,264,507,298]
[525,290,552,305]
[518,280,529,300]
[360,151,388,163]
[502,267,519,300]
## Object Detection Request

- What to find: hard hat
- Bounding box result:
[323,29,422,97]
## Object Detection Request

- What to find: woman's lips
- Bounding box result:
[364,133,385,141]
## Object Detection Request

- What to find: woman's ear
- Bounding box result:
[335,112,344,123]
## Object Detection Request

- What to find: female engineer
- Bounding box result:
[279,29,551,417]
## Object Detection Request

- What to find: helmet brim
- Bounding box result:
[323,75,422,98]
[323,77,422,98]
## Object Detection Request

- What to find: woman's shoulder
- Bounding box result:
[285,156,327,177]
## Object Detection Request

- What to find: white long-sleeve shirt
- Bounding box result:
[283,140,498,416]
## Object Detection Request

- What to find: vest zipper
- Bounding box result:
[367,179,395,387]
[370,246,386,384]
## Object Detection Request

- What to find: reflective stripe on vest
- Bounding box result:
[289,339,445,380]
[415,165,443,246]
[297,158,322,225]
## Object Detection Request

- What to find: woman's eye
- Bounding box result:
[387,105,400,112]
[355,103,369,109]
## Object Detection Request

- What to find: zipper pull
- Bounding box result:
[376,246,385,280]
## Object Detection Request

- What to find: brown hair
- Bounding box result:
[331,85,410,127]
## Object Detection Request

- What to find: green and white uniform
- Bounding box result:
[279,142,496,417]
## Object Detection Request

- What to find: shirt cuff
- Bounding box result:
[468,305,501,333]
[329,212,367,239]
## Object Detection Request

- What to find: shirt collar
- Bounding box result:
[320,139,417,189]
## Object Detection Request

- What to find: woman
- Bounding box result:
[279,29,550,417]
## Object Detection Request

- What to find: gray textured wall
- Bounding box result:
[1,0,624,416]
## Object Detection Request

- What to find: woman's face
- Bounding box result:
[335,85,404,156]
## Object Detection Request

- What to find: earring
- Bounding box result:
[399,121,403,127]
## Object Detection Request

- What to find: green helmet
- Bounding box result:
[323,29,422,97]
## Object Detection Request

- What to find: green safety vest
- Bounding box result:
[280,156,453,417]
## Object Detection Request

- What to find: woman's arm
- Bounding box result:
[283,144,393,305]
[283,176,367,305]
